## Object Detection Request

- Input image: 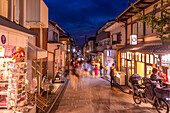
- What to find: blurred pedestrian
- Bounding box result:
[105,65,108,75]
[110,63,116,88]
[100,63,104,77]
[94,64,99,78]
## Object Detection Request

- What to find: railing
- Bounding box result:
[32,60,43,77]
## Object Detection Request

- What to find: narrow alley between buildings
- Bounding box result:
[52,71,157,113]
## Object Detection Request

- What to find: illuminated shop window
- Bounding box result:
[146,65,152,78]
[127,52,129,59]
[130,53,132,60]
[122,59,125,67]
[150,55,153,64]
[154,54,158,64]
[132,61,134,75]
[125,53,126,59]
[142,54,145,62]
[139,53,141,62]
[146,54,149,63]
[136,52,138,61]
[132,53,134,60]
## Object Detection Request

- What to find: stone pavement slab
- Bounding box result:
[54,76,157,113]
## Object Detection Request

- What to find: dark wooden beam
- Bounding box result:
[136,6,145,9]
[141,2,154,4]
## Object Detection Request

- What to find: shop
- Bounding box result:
[0,17,37,112]
[119,45,170,86]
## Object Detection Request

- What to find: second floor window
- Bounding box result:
[117,32,121,44]
[0,0,8,18]
[53,32,59,42]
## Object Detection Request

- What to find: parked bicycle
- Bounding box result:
[129,73,170,113]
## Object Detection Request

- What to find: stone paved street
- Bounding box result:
[55,76,157,113]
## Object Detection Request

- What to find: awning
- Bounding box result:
[28,42,47,59]
[118,45,144,52]
[119,45,170,54]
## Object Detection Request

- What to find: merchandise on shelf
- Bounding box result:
[0,60,27,109]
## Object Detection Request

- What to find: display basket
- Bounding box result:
[154,87,170,98]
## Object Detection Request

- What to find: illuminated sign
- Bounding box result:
[162,54,170,67]
[130,35,137,45]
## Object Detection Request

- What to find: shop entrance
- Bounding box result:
[127,61,132,86]
[137,62,145,78]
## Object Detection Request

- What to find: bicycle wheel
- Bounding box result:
[133,95,141,104]
[155,98,169,113]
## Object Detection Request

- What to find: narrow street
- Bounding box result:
[54,75,157,113]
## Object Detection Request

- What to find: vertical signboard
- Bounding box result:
[130,35,137,45]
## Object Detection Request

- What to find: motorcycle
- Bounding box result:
[129,74,170,113]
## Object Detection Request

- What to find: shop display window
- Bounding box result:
[121,53,123,58]
[146,54,149,63]
[146,65,152,78]
[121,59,125,67]
[127,61,132,86]
[150,55,154,64]
[142,54,145,62]
[132,53,134,60]
[121,59,126,72]
[127,52,129,59]
[132,61,134,75]
[130,53,132,60]
[138,53,141,62]
[135,52,138,61]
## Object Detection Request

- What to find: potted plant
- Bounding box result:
[49,84,54,93]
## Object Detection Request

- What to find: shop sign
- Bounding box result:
[130,35,137,45]
[162,54,170,67]
[1,35,6,44]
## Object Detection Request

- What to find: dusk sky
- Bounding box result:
[44,0,135,46]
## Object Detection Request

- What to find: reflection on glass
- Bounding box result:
[146,65,152,78]
[146,54,149,63]
[150,55,153,64]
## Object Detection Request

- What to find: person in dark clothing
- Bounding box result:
[150,68,159,81]
[100,63,104,77]
[110,63,116,88]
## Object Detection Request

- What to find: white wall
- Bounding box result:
[26,0,40,22]
[26,0,48,28]
[40,0,48,28]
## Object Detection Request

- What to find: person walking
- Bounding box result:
[94,65,99,78]
[105,65,108,75]
[100,63,104,77]
[110,63,116,88]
